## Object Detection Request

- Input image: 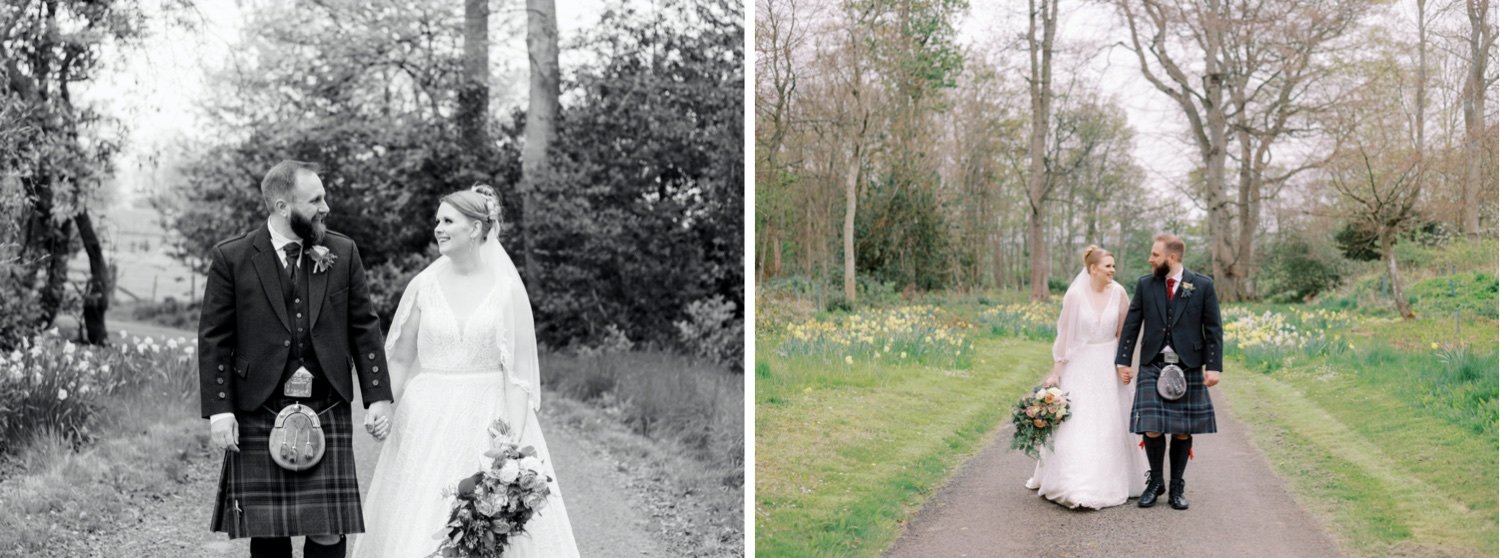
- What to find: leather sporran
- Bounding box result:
[268,403,329,471]
[1157,364,1187,400]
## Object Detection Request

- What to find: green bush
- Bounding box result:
[1259,233,1349,302]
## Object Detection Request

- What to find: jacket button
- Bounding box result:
[284,340,291,347]
[218,392,226,399]
[373,366,380,372]
[368,353,375,360]
[216,378,224,385]
[372,379,381,386]
[217,364,225,371]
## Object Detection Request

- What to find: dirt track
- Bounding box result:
[884,395,1343,558]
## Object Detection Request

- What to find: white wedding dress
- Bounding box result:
[1026,275,1149,509]
[353,247,579,557]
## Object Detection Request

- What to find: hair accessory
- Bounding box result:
[470,184,500,223]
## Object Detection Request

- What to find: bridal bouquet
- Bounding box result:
[432,418,553,558]
[1010,386,1071,459]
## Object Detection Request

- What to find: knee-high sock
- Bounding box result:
[1143,434,1166,479]
[303,535,346,558]
[1170,436,1193,480]
[250,537,292,558]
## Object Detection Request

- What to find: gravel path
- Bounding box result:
[65,400,670,558]
[884,394,1342,558]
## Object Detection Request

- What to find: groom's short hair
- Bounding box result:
[1154,232,1185,259]
[261,160,321,212]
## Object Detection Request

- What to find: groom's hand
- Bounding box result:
[210,415,239,452]
[365,400,393,441]
[1116,366,1133,385]
[1204,370,1221,387]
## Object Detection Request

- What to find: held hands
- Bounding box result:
[1116,366,1134,385]
[210,415,239,452]
[1204,370,1221,387]
[365,400,393,441]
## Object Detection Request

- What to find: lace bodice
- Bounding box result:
[1053,281,1128,364]
[415,277,507,372]
[1076,284,1123,344]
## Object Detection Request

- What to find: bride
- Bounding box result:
[1024,245,1148,509]
[353,186,580,557]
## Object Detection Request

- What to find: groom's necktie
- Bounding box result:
[1167,277,1176,301]
[282,242,302,284]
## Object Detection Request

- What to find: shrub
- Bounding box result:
[674,295,744,372]
[1259,233,1349,302]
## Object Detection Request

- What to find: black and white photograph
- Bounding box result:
[0,0,744,556]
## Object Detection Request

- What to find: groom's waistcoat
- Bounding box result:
[274,248,332,400]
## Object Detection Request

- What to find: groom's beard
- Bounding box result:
[1153,261,1170,278]
[290,210,327,245]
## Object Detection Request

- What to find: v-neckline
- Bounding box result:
[1083,283,1114,322]
[433,274,500,339]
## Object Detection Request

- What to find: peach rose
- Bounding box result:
[1033,418,1048,428]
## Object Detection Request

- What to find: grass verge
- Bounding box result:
[754,335,1048,557]
[1220,361,1497,557]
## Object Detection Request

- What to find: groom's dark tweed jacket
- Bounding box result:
[197,225,393,539]
[198,226,393,416]
[1116,270,1223,434]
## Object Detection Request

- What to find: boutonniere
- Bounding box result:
[310,245,337,274]
[1180,282,1196,298]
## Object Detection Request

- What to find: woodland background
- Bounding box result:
[755,0,1497,312]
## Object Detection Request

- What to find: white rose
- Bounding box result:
[518,456,543,474]
[497,460,521,484]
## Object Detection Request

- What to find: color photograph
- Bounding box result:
[754,1,1497,556]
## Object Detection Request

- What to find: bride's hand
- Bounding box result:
[1042,374,1060,388]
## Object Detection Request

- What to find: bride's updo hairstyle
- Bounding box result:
[1082,244,1111,273]
[440,185,502,239]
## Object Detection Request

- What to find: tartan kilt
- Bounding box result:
[1131,364,1218,434]
[210,398,365,538]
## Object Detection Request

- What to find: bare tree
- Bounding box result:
[1461,0,1496,235]
[1117,0,1234,295]
[1026,0,1060,301]
[755,0,809,278]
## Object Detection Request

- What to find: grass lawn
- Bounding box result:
[1220,346,1497,557]
[754,334,1050,557]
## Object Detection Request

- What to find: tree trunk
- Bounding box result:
[76,211,110,345]
[843,145,859,302]
[521,0,560,282]
[459,0,490,153]
[1026,0,1058,301]
[1462,0,1492,236]
[1382,232,1415,319]
[1202,1,1234,299]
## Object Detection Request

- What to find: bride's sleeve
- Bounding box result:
[1115,284,1129,339]
[1052,290,1078,365]
[384,273,422,402]
[505,275,541,413]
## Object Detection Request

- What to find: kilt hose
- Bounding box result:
[1131,364,1218,435]
[211,397,364,539]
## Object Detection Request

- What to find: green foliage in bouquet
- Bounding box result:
[433,419,554,558]
[1010,386,1071,459]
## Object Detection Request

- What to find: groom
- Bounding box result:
[1115,232,1222,511]
[198,160,394,557]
